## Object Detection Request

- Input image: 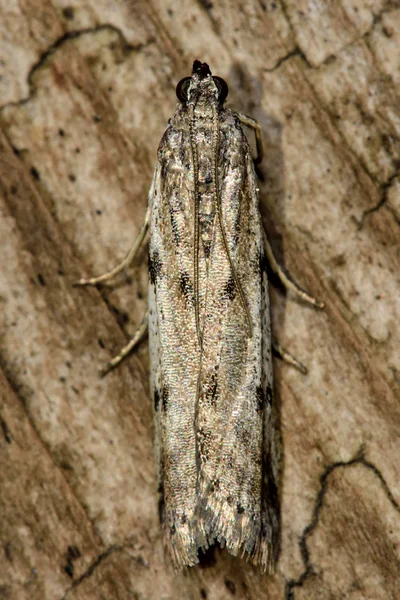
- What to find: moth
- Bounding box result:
[76,60,323,572]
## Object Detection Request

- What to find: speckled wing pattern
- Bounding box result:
[148,82,280,571]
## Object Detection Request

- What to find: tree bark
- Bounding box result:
[0,1,399,599]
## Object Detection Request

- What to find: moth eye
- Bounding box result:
[176,77,191,103]
[213,76,229,104]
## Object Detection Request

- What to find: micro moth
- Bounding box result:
[76,60,323,571]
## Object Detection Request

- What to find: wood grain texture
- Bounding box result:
[0,1,399,598]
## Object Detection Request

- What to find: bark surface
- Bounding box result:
[0,1,399,599]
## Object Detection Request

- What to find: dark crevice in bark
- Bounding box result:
[263,48,304,73]
[284,448,400,599]
[278,1,314,70]
[62,545,123,598]
[358,169,400,229]
[279,0,400,70]
[0,24,149,111]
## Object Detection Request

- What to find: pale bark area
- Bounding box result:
[0,1,399,599]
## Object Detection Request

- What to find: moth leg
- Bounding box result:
[74,204,151,287]
[272,339,307,375]
[100,311,148,377]
[238,112,323,308]
[236,112,264,165]
[263,229,324,309]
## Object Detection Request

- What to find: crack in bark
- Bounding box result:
[278,0,313,69]
[369,2,400,29]
[263,48,303,73]
[2,3,396,116]
[0,24,152,351]
[263,7,400,215]
[358,169,400,229]
[261,43,400,238]
[1,10,398,596]
[62,544,123,598]
[194,0,304,72]
[0,415,12,444]
[0,25,148,112]
[279,0,399,70]
[284,448,400,599]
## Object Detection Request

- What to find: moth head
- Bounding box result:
[176,60,228,107]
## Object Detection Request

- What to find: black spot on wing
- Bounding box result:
[204,372,218,406]
[197,426,211,464]
[209,478,220,492]
[169,204,181,245]
[236,467,246,487]
[149,250,162,285]
[232,209,241,246]
[237,503,245,514]
[162,386,169,410]
[203,239,212,258]
[179,271,194,304]
[223,276,236,301]
[179,142,185,165]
